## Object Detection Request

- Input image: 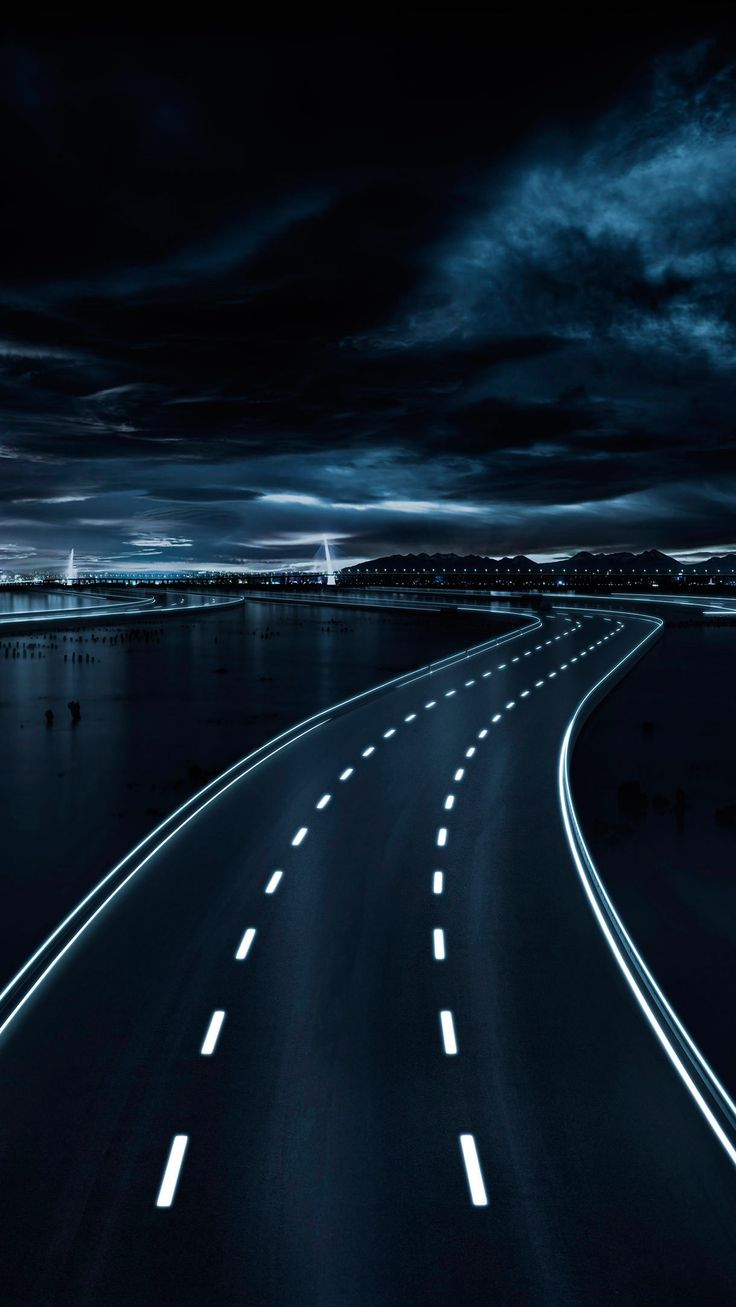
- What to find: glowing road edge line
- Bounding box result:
[558,604,736,1167]
[0,719,324,1040]
[0,601,542,1044]
[459,1134,488,1206]
[156,1135,188,1207]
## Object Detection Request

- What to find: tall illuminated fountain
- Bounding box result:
[323,538,336,586]
[65,548,77,584]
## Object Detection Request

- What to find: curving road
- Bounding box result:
[0,600,735,1304]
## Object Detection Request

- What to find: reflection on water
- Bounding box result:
[0,589,103,616]
[0,596,514,986]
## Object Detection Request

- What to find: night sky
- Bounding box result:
[1,15,736,571]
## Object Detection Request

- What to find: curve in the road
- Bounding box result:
[0,607,541,1045]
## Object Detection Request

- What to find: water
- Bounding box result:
[0,595,513,988]
[0,589,103,617]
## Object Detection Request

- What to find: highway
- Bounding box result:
[1,600,735,1304]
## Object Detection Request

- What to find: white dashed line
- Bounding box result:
[292,826,308,846]
[497,663,506,670]
[433,928,446,960]
[362,746,375,757]
[444,795,455,810]
[235,927,256,960]
[454,768,465,782]
[445,690,456,698]
[505,701,515,710]
[459,1134,488,1206]
[200,1010,226,1056]
[425,701,436,710]
[316,793,331,809]
[405,714,417,722]
[465,747,476,758]
[491,713,502,723]
[437,827,448,847]
[265,870,283,894]
[440,1010,458,1055]
[465,679,475,687]
[478,728,488,738]
[339,768,354,781]
[156,1135,189,1209]
[520,689,530,697]
[433,871,444,895]
[482,671,492,678]
[383,728,396,738]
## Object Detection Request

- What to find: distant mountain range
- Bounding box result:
[344,550,736,575]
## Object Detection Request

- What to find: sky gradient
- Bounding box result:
[1,16,735,571]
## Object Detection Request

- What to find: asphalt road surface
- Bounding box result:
[1,601,735,1305]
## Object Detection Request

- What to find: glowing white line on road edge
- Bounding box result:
[558,604,736,1169]
[265,871,283,894]
[200,1010,225,1055]
[433,872,444,894]
[0,605,545,1045]
[236,928,256,960]
[440,1010,458,1055]
[437,827,448,847]
[433,929,446,960]
[292,827,308,846]
[459,1135,488,1206]
[156,1135,188,1208]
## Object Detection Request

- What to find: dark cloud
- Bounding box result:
[0,17,735,569]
